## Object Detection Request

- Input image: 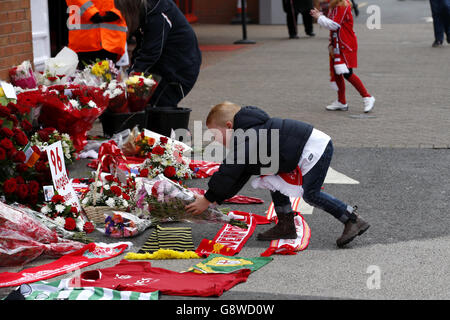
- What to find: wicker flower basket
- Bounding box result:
[83,206,111,224]
[82,155,121,224]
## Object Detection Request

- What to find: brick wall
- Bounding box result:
[194,0,259,24]
[0,0,33,81]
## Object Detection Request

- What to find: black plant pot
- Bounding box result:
[100,110,147,137]
[145,106,192,137]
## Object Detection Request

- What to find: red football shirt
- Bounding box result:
[70,260,250,297]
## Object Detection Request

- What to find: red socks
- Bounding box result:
[346,73,371,98]
[335,74,347,104]
[335,73,371,104]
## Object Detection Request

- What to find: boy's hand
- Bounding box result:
[185,196,211,215]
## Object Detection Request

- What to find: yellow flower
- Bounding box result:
[91,60,110,77]
[126,76,140,85]
[0,87,4,97]
[91,64,104,77]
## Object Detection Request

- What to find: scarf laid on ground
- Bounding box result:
[0,243,130,288]
[260,213,311,257]
[196,215,257,258]
[6,279,159,300]
[189,254,273,274]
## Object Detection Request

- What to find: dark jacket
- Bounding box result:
[130,0,202,90]
[204,106,314,204]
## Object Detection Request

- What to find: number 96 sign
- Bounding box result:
[46,141,81,210]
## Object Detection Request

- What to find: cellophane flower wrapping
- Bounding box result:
[12,203,93,244]
[36,47,78,86]
[125,73,159,112]
[0,201,85,267]
[31,128,77,165]
[9,61,37,89]
[104,211,151,238]
[38,84,109,152]
[135,132,194,181]
[80,173,134,210]
[134,174,232,224]
[101,80,128,113]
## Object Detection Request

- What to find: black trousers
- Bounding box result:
[149,78,186,108]
[282,0,314,36]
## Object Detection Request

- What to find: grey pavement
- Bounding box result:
[1,0,450,301]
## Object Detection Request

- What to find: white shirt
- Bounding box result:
[298,128,331,176]
[317,14,341,31]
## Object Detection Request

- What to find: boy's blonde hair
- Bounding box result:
[206,101,241,127]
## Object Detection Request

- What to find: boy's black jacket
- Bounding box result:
[130,0,202,90]
[204,106,313,204]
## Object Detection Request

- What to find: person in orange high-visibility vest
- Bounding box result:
[66,0,128,67]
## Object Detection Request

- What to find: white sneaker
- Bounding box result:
[326,100,348,111]
[363,96,375,113]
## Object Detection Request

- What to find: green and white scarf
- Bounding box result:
[16,279,159,300]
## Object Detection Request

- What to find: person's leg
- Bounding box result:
[442,0,450,42]
[344,69,375,112]
[149,80,185,107]
[302,141,356,223]
[300,10,314,36]
[326,73,348,110]
[284,0,299,38]
[430,0,445,44]
[257,190,297,240]
[343,69,371,98]
[302,141,370,247]
[335,74,347,104]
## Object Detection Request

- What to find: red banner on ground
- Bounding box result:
[0,243,129,288]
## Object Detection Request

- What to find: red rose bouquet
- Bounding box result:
[40,194,94,233]
[38,84,109,151]
[0,94,52,208]
[125,73,159,112]
[135,133,194,181]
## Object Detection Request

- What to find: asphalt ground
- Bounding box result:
[1,0,449,302]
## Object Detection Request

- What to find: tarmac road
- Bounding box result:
[1,0,449,301]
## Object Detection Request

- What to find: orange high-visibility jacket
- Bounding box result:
[66,0,128,57]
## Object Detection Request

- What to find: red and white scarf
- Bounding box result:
[260,213,311,257]
[251,166,303,199]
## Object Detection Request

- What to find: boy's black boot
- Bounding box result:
[336,206,370,248]
[257,212,297,241]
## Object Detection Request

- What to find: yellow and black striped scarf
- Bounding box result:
[138,225,195,254]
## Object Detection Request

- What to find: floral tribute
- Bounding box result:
[31,127,77,165]
[9,61,37,89]
[134,175,245,227]
[40,194,94,233]
[125,73,158,112]
[38,84,109,152]
[0,90,53,209]
[81,174,134,210]
[101,80,128,114]
[135,133,194,181]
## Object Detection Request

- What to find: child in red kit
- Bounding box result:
[311,0,375,113]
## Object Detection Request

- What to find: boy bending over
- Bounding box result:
[185,102,370,247]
